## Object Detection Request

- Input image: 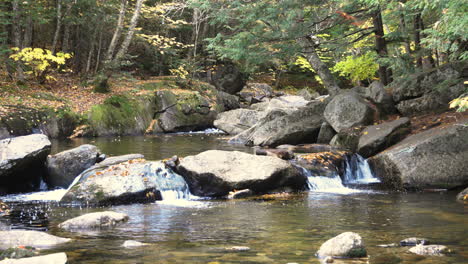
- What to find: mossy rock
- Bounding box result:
[0,247,37,260]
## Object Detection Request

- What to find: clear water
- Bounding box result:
[1,134,467,263]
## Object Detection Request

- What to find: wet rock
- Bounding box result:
[324,256,334,263]
[317,232,367,258]
[324,91,376,133]
[46,144,100,188]
[214,109,263,135]
[317,122,336,144]
[0,252,67,264]
[176,150,307,197]
[210,63,247,95]
[68,125,93,139]
[230,100,325,146]
[329,127,364,152]
[456,187,468,203]
[59,211,129,230]
[227,189,253,199]
[0,127,10,140]
[0,134,51,194]
[400,237,430,246]
[0,231,70,250]
[357,117,411,158]
[60,160,188,206]
[95,154,144,168]
[295,151,349,178]
[122,240,148,248]
[164,155,180,170]
[0,201,9,218]
[224,246,251,252]
[376,243,399,248]
[369,120,468,190]
[254,148,294,160]
[408,245,450,256]
[276,144,345,154]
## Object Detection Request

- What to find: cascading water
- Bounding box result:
[298,166,360,194]
[343,154,380,184]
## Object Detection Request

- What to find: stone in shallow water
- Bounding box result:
[0,252,67,264]
[0,231,70,250]
[408,245,450,256]
[399,237,430,246]
[122,240,148,248]
[58,211,129,231]
[317,232,367,258]
[224,246,251,252]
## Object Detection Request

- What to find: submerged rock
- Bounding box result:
[0,230,70,250]
[46,144,100,188]
[224,246,251,252]
[456,187,468,203]
[369,120,468,190]
[357,117,411,157]
[60,160,189,206]
[317,232,367,258]
[59,211,129,230]
[176,150,307,197]
[400,237,430,246]
[408,245,450,256]
[0,252,67,264]
[122,240,148,248]
[324,91,376,133]
[0,134,51,194]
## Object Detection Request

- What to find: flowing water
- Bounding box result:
[1,134,467,264]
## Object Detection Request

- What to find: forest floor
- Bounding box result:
[0,73,466,134]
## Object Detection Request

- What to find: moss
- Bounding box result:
[0,247,36,260]
[347,248,367,258]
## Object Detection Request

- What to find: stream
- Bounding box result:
[1,133,467,263]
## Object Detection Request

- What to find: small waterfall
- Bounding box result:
[297,166,359,194]
[151,163,192,201]
[343,154,380,184]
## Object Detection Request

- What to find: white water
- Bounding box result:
[307,175,362,194]
[174,128,226,135]
[343,154,381,184]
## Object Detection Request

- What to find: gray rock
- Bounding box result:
[210,63,246,94]
[357,118,411,157]
[400,237,430,246]
[0,127,10,140]
[266,95,310,111]
[297,89,320,101]
[248,83,274,97]
[254,148,294,160]
[408,245,450,256]
[46,144,100,188]
[369,121,468,190]
[95,154,144,168]
[59,211,129,230]
[0,252,67,264]
[175,150,307,197]
[329,128,364,152]
[214,109,263,135]
[456,187,468,202]
[324,91,376,133]
[317,122,336,144]
[216,91,240,111]
[230,100,325,146]
[317,232,367,258]
[0,134,51,193]
[122,240,148,248]
[224,246,251,252]
[0,230,70,250]
[354,81,396,115]
[60,160,189,206]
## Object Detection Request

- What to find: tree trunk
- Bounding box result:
[372,9,391,85]
[22,16,33,48]
[299,37,340,96]
[106,0,127,62]
[95,28,104,73]
[61,1,74,52]
[414,12,423,69]
[113,0,144,62]
[51,0,63,53]
[12,0,25,82]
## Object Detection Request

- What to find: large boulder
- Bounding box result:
[230,100,326,146]
[0,134,51,194]
[324,91,377,133]
[60,159,189,206]
[46,144,100,188]
[175,150,307,197]
[214,109,263,135]
[317,232,367,258]
[216,91,240,111]
[58,211,129,230]
[209,63,247,95]
[316,122,336,144]
[0,231,70,250]
[152,90,218,133]
[353,81,396,115]
[369,120,468,190]
[391,62,467,115]
[357,117,411,157]
[0,252,67,264]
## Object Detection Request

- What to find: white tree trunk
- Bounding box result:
[51,0,63,53]
[12,0,25,81]
[114,0,145,62]
[106,0,127,62]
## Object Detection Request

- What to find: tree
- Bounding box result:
[114,0,146,62]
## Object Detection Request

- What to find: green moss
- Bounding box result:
[346,248,367,258]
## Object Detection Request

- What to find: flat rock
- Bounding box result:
[0,134,51,193]
[408,245,450,256]
[0,252,67,264]
[0,230,70,250]
[317,232,367,258]
[59,211,129,230]
[122,240,148,248]
[357,117,410,157]
[46,144,100,188]
[175,150,307,197]
[214,109,263,135]
[369,121,468,190]
[400,237,430,246]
